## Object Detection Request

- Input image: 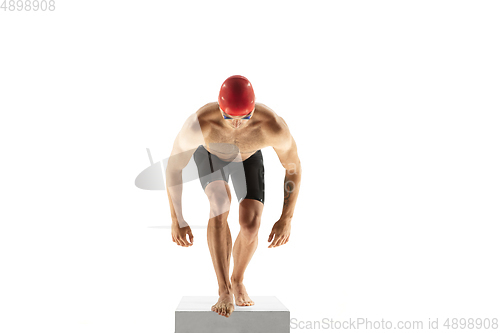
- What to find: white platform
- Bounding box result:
[175,296,290,333]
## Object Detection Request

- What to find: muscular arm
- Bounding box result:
[166,112,205,227]
[270,116,302,222]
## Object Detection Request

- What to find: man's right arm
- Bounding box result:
[166,112,205,228]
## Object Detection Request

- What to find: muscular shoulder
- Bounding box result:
[194,102,220,131]
[195,102,218,118]
[174,105,214,151]
[256,103,292,149]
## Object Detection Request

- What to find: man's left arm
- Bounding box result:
[268,117,302,248]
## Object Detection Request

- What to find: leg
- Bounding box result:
[205,180,234,317]
[231,198,264,306]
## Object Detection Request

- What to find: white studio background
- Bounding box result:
[1,1,499,332]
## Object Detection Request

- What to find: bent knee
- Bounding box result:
[205,181,231,217]
[205,181,231,204]
[240,215,261,237]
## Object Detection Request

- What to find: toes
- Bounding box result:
[237,300,250,306]
[240,298,252,306]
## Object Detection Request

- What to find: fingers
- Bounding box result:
[268,231,275,243]
[172,234,192,247]
[187,230,194,245]
[268,235,281,248]
[271,238,281,248]
[179,237,190,247]
[279,235,289,246]
[268,234,290,248]
[173,237,183,246]
[170,225,194,247]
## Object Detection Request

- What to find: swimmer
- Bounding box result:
[166,75,302,317]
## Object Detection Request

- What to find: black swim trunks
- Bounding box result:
[193,145,265,204]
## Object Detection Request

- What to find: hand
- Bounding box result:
[268,219,291,248]
[172,221,194,247]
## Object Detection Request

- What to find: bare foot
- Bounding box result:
[211,291,234,317]
[231,281,254,306]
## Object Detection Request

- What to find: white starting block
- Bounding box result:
[175,296,290,333]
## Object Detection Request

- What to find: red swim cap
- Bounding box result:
[218,75,255,117]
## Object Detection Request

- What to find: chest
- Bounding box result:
[203,122,267,159]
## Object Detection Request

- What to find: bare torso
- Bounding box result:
[197,102,279,162]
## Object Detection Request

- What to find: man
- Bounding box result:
[166,75,302,318]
